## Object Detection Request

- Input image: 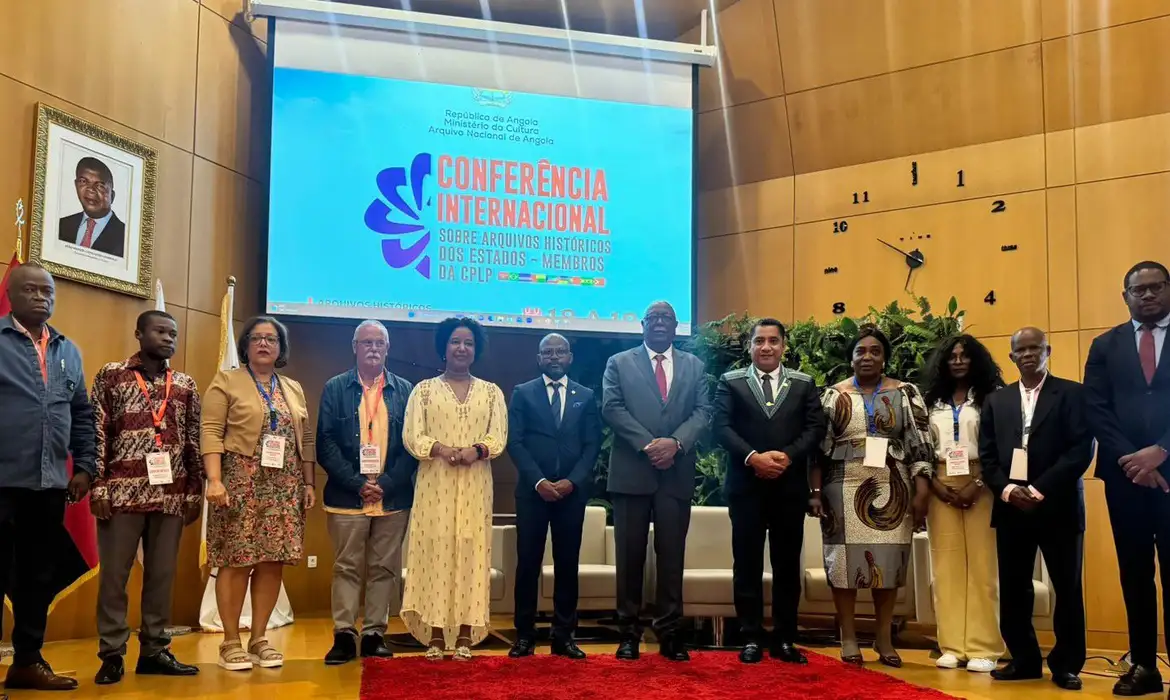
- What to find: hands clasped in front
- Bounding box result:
[1122,445,1169,491]
[432,443,480,467]
[643,438,680,471]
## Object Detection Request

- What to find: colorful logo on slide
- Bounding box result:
[472,88,512,108]
[364,153,433,279]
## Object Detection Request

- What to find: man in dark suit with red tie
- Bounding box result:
[507,333,601,659]
[57,157,126,258]
[1084,260,1170,697]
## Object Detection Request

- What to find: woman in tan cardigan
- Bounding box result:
[201,316,315,671]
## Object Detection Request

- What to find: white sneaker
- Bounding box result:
[967,658,997,673]
[936,653,961,669]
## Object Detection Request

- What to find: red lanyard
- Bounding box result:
[361,374,385,444]
[134,369,173,448]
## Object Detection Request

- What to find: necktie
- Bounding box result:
[654,354,668,401]
[80,218,96,248]
[549,382,562,429]
[1140,324,1158,384]
[761,373,774,405]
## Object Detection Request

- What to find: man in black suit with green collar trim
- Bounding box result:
[714,318,826,664]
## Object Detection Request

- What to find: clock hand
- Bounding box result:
[876,238,913,258]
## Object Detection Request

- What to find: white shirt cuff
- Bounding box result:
[1028,485,1044,501]
[1001,484,1018,502]
[535,478,549,491]
[744,450,757,466]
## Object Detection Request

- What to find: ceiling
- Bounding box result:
[330,0,739,40]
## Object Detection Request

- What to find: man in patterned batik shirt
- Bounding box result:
[90,310,203,685]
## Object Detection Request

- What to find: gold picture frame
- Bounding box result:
[28,103,157,298]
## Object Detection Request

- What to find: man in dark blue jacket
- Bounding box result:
[0,263,95,691]
[507,333,601,659]
[316,320,417,665]
[1084,260,1170,697]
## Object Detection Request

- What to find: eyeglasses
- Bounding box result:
[644,313,676,324]
[1128,280,1169,298]
[539,348,569,358]
[249,334,279,346]
[75,178,111,195]
[357,339,387,350]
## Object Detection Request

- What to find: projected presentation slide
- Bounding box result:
[266,68,695,335]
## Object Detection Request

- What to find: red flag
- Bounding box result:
[0,255,99,610]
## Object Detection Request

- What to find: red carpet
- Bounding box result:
[361,650,957,700]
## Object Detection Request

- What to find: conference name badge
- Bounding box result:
[863,437,890,469]
[146,452,173,486]
[360,444,382,475]
[945,446,970,477]
[1009,448,1029,481]
[261,435,287,469]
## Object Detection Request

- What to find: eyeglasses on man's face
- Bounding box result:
[357,339,387,350]
[1128,280,1169,298]
[539,347,570,359]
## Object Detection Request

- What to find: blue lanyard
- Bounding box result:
[248,368,279,431]
[949,401,962,443]
[853,376,881,435]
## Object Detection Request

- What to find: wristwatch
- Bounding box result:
[673,438,684,453]
[973,478,985,489]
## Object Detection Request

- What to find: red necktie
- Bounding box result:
[1140,324,1158,384]
[80,218,96,248]
[654,354,668,401]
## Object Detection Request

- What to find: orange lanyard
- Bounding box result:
[361,374,385,444]
[134,369,173,448]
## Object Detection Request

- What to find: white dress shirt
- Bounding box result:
[74,210,113,248]
[927,390,980,465]
[645,343,674,394]
[1003,373,1048,503]
[1133,313,1170,368]
[744,365,782,465]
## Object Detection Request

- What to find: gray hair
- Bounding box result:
[352,319,390,345]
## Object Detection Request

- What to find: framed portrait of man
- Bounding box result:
[28,103,157,298]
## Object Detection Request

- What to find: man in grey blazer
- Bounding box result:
[602,301,711,662]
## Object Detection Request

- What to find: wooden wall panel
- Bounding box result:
[774,0,1041,94]
[1045,186,1078,333]
[698,96,794,190]
[1076,112,1170,183]
[187,157,265,319]
[793,192,1049,337]
[793,134,1046,224]
[1075,172,1170,330]
[1041,37,1074,132]
[1070,15,1170,128]
[194,7,271,182]
[697,227,795,323]
[1068,0,1170,34]
[691,0,785,112]
[786,45,1045,174]
[0,0,199,150]
[1045,130,1075,186]
[699,176,795,237]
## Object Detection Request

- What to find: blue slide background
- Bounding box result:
[267,68,694,329]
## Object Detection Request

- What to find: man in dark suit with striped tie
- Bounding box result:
[1084,260,1170,697]
[507,333,601,659]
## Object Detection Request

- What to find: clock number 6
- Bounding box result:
[832,302,846,315]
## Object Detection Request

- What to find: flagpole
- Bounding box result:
[14,198,24,263]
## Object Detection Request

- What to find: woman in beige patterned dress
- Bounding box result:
[401,317,507,660]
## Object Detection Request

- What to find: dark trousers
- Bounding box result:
[613,491,691,640]
[0,488,68,666]
[729,491,805,644]
[996,523,1085,674]
[1104,476,1170,667]
[96,512,184,660]
[513,491,586,641]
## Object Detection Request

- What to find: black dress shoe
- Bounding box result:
[1114,664,1164,696]
[770,642,808,664]
[360,634,394,659]
[136,649,198,676]
[616,639,640,660]
[324,632,358,665]
[6,661,79,691]
[1052,672,1082,691]
[739,643,764,664]
[551,639,587,660]
[658,637,690,662]
[95,657,124,685]
[992,663,1044,681]
[509,638,536,658]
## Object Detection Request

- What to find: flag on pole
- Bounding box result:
[198,277,294,631]
[1,202,98,614]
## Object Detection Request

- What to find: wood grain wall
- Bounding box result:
[691,0,1170,652]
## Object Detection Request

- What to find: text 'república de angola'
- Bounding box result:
[436,155,610,235]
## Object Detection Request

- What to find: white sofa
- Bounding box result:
[911,530,1053,630]
[538,506,617,612]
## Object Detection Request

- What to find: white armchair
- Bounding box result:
[911,531,1053,629]
[538,506,616,612]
